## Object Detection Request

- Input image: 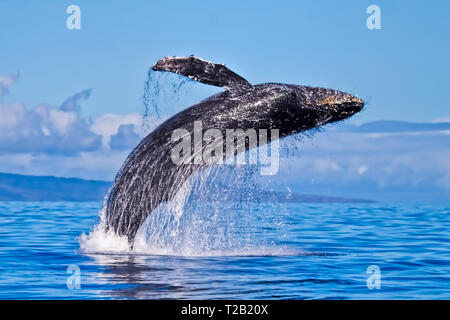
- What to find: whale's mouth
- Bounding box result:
[289,84,364,126]
[333,101,364,121]
[315,94,364,125]
[310,100,364,127]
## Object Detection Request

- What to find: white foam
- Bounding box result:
[78,208,131,254]
[79,166,300,257]
[78,206,303,257]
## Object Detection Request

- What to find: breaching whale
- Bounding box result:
[105,55,364,245]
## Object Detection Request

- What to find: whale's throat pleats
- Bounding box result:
[152,55,252,91]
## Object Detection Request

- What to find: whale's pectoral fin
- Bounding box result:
[152,55,251,91]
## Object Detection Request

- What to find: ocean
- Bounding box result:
[1,201,449,299]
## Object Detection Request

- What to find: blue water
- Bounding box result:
[1,201,449,299]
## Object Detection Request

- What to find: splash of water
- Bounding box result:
[79,164,294,256]
[142,70,195,134]
[79,67,295,257]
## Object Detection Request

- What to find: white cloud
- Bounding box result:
[0,76,101,155]
[0,74,448,201]
[357,165,369,175]
[0,99,101,155]
[0,73,19,97]
[0,74,158,180]
[60,89,92,113]
[263,128,450,201]
[110,124,141,150]
[90,113,143,148]
[0,75,157,155]
[433,116,450,123]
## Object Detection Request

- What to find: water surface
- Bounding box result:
[1,201,449,299]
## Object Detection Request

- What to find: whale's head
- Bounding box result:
[265,84,364,135]
[301,86,364,123]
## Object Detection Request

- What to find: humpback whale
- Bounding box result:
[105,56,364,245]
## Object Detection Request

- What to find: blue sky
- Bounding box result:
[0,1,449,202]
[1,0,449,121]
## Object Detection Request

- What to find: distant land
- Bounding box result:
[0,172,375,203]
[0,172,110,201]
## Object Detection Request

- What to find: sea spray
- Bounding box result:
[79,164,290,256]
[78,207,131,254]
[79,66,291,256]
[142,70,195,134]
[134,165,282,256]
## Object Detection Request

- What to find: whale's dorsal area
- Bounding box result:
[105,56,364,246]
[152,55,251,90]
